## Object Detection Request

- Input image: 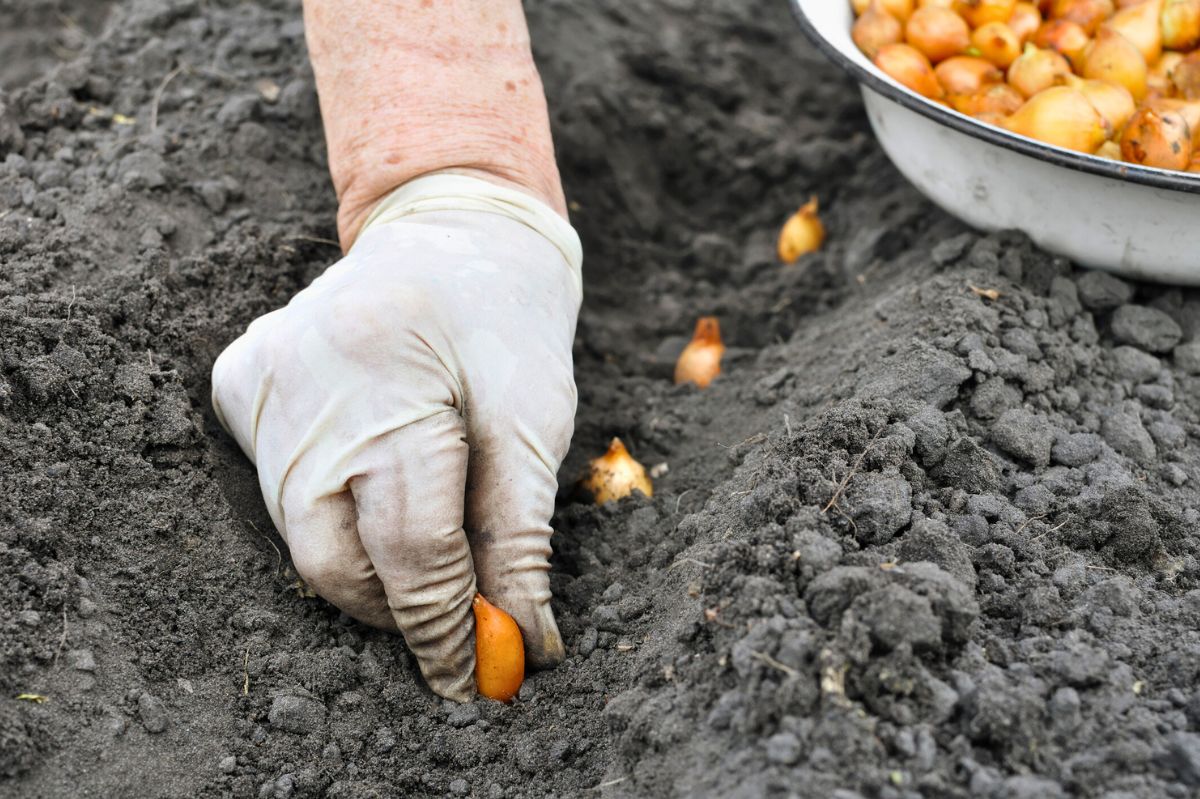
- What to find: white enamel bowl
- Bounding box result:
[791,0,1200,285]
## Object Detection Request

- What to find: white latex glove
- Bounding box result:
[211,174,582,701]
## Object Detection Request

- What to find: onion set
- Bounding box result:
[473,594,524,702]
[675,316,727,388]
[582,438,653,504]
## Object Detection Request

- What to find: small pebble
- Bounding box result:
[1110,305,1183,354]
[137,692,169,734]
[219,755,237,774]
[766,732,802,765]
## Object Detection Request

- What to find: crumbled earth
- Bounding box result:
[3,0,1200,797]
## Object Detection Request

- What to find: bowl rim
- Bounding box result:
[788,0,1200,196]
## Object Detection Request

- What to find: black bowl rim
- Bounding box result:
[789,0,1200,196]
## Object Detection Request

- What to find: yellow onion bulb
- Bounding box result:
[1009,3,1045,43]
[1067,74,1136,132]
[1033,19,1092,70]
[1003,85,1109,152]
[675,316,727,388]
[1008,44,1073,98]
[853,1,905,59]
[1106,0,1164,66]
[1162,0,1200,51]
[935,56,1004,98]
[777,197,826,263]
[582,438,653,504]
[953,0,1018,26]
[854,0,916,20]
[1173,51,1200,100]
[874,43,947,99]
[1149,51,1184,98]
[972,22,1023,68]
[955,82,1026,115]
[1120,107,1193,169]
[1051,0,1117,36]
[1082,26,1149,101]
[906,6,972,62]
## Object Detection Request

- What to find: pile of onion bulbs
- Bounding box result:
[852,0,1200,173]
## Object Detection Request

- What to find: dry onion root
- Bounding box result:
[675,316,727,388]
[851,0,1200,173]
[582,438,653,504]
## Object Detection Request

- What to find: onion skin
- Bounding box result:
[583,438,653,504]
[874,43,947,98]
[1003,85,1109,152]
[1008,44,1074,97]
[853,1,905,58]
[936,56,1005,96]
[1120,107,1193,169]
[473,594,525,703]
[1162,0,1200,51]
[1081,26,1148,101]
[777,197,826,263]
[906,6,972,62]
[675,317,727,388]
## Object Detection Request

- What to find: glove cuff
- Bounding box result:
[354,171,583,295]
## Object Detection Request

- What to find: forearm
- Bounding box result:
[303,0,566,250]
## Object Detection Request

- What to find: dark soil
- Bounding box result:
[3,0,1200,797]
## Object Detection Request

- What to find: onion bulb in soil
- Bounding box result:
[1120,106,1193,169]
[853,1,904,58]
[675,317,727,389]
[1004,85,1109,151]
[1162,0,1200,51]
[874,43,947,98]
[473,594,524,702]
[777,197,826,263]
[582,438,653,504]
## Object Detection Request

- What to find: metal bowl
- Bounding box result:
[790,0,1200,285]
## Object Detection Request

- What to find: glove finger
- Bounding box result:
[464,401,572,671]
[280,487,396,632]
[211,318,274,461]
[349,411,477,702]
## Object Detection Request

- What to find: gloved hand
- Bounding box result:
[211,173,582,701]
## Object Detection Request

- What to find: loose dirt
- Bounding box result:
[3,1,1200,797]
